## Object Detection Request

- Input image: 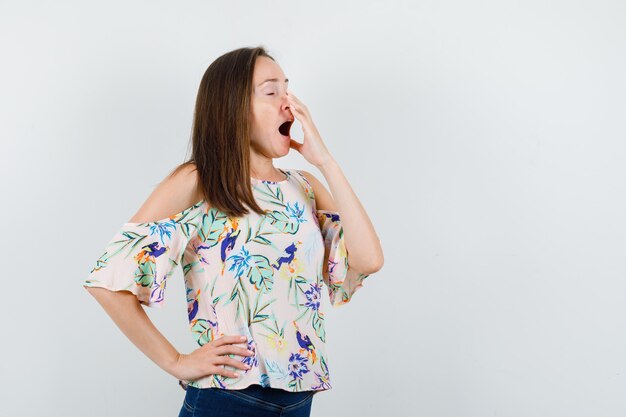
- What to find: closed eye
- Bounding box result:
[267,93,275,95]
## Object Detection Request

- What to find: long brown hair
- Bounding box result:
[171,46,276,218]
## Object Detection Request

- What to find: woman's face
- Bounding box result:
[249,56,294,157]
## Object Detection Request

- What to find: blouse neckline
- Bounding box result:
[250,168,290,184]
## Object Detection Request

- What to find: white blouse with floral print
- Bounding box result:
[83,168,373,393]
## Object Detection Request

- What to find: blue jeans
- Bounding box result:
[178,384,317,417]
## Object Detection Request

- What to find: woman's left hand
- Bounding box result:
[286,90,334,168]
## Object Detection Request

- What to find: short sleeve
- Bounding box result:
[83,201,205,308]
[316,209,372,307]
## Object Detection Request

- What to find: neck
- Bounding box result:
[249,153,282,180]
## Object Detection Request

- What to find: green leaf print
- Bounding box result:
[247,255,274,293]
[225,277,251,324]
[246,215,296,250]
[134,260,157,287]
[257,315,286,340]
[253,183,286,207]
[251,291,277,325]
[287,276,310,312]
[312,310,326,343]
[197,209,228,247]
[320,355,328,372]
[102,230,151,262]
[190,319,216,346]
[92,251,110,271]
[181,259,195,275]
[288,378,302,391]
[264,210,300,234]
[246,216,274,245]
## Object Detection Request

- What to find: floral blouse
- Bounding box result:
[83,168,373,393]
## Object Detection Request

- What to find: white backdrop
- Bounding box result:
[1,1,625,416]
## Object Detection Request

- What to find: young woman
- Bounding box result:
[83,46,384,417]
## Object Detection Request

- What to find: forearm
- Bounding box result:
[317,157,384,273]
[84,287,180,376]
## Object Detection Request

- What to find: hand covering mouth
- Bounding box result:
[278,119,294,136]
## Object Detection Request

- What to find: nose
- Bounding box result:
[281,92,292,112]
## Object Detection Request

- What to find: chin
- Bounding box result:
[272,133,291,154]
[273,145,290,158]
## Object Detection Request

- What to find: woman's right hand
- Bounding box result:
[171,335,255,381]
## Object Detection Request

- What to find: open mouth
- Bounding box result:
[278,120,293,137]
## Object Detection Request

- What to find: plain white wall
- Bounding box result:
[1,1,625,416]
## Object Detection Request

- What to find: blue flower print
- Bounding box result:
[288,352,310,381]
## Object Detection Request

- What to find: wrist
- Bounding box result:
[316,155,338,172]
[164,351,184,378]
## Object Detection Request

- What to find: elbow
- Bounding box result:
[345,238,384,275]
[350,253,384,275]
[375,256,384,272]
[366,257,384,275]
[367,247,384,273]
[362,237,384,274]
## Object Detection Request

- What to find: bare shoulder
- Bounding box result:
[297,169,337,212]
[127,162,204,223]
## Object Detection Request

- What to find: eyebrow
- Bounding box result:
[258,78,289,87]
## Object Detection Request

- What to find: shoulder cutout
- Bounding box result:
[297,169,337,212]
[127,163,204,224]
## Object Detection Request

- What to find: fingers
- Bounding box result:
[286,89,306,113]
[202,335,255,379]
[210,364,241,379]
[209,347,253,378]
[287,96,301,113]
[287,89,299,102]
[213,355,252,371]
[210,334,247,347]
[213,344,255,357]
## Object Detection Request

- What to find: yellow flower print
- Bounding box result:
[267,333,288,352]
[277,256,305,282]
